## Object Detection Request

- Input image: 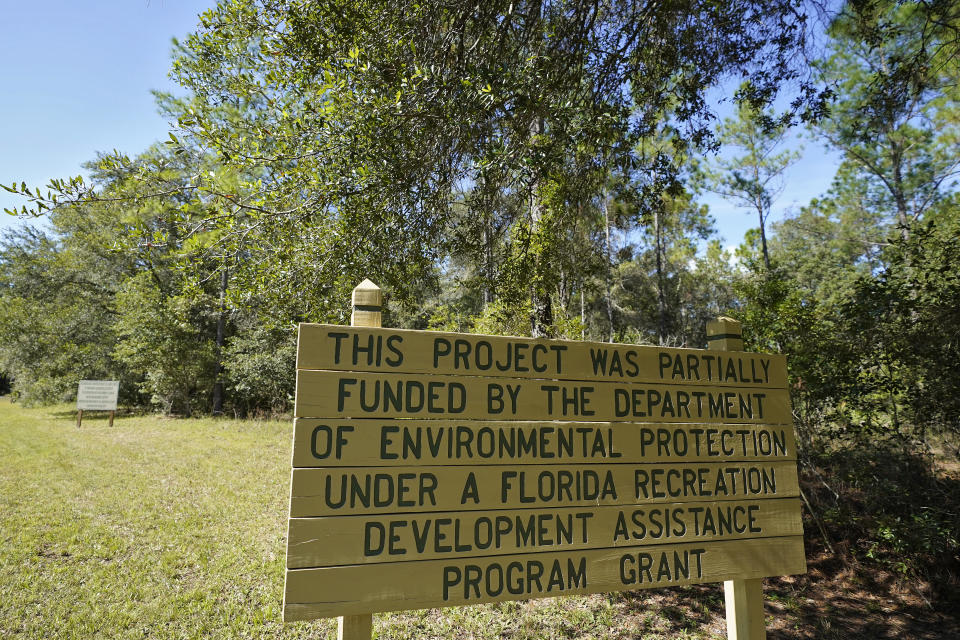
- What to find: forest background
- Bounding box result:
[1,0,959,621]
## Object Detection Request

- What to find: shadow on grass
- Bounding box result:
[764,438,960,639]
[609,441,960,639]
[610,583,726,637]
[47,409,118,421]
[765,553,960,640]
[46,408,156,421]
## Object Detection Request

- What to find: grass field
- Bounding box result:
[0,399,732,640]
[0,399,308,639]
[2,398,957,639]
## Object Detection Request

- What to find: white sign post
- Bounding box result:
[76,380,119,427]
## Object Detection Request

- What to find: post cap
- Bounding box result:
[706,316,742,336]
[706,316,743,350]
[352,279,383,309]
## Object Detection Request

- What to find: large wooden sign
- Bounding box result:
[282,325,805,622]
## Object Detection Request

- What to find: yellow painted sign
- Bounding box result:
[291,419,797,467]
[287,498,802,568]
[294,371,791,423]
[289,461,800,516]
[284,536,806,620]
[296,325,789,387]
[282,324,805,621]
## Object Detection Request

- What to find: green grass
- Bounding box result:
[0,399,726,639]
[0,400,316,639]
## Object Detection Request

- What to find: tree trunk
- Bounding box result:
[529,203,554,338]
[525,3,553,338]
[482,207,494,305]
[891,149,911,242]
[655,207,668,343]
[580,286,586,341]
[604,193,615,342]
[212,264,228,415]
[758,206,771,271]
[529,114,552,338]
[752,150,770,272]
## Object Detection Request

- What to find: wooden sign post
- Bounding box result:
[710,317,765,640]
[283,284,805,640]
[341,279,380,640]
[76,380,119,428]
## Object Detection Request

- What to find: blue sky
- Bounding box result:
[0,1,209,231]
[1,1,842,247]
[702,133,842,251]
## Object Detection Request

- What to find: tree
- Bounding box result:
[0,140,303,415]
[699,101,800,270]
[160,0,826,336]
[816,0,960,240]
[112,271,219,416]
[0,210,135,405]
[619,188,714,345]
[840,202,960,443]
[678,239,739,346]
[6,0,831,342]
[735,184,887,443]
[770,163,888,307]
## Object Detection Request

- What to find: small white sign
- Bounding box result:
[77,380,119,411]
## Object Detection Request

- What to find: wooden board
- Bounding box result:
[283,535,806,620]
[289,461,800,517]
[296,324,788,388]
[77,380,119,411]
[284,321,803,625]
[286,498,802,568]
[294,371,791,424]
[292,419,797,467]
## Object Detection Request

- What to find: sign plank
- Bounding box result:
[286,497,802,568]
[296,324,788,388]
[292,419,797,467]
[294,371,791,423]
[283,535,806,620]
[289,462,799,517]
[77,380,119,411]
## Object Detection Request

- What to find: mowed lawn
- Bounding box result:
[0,399,321,639]
[0,399,729,640]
